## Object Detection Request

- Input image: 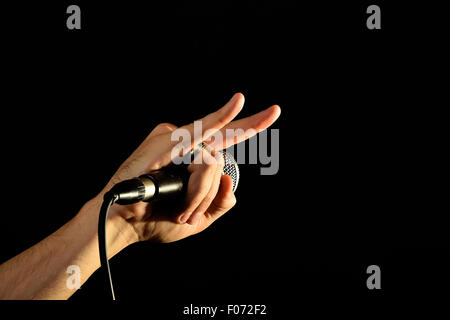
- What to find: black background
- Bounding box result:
[0,0,448,316]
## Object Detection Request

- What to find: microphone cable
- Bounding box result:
[98,191,119,300]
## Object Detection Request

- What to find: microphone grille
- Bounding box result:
[199,143,239,192]
[220,150,240,192]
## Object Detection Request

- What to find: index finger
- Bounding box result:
[178,93,245,149]
[207,104,281,151]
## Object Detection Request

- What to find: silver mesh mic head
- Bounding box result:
[198,143,239,192]
[220,150,240,192]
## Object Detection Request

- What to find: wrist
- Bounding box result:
[81,196,139,259]
[106,205,140,255]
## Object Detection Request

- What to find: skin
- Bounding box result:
[0,93,281,299]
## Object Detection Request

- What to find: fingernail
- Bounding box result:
[179,213,191,223]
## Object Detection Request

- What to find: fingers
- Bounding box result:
[186,152,224,225]
[208,104,281,151]
[178,93,245,149]
[140,94,280,167]
[178,150,219,224]
[205,175,237,221]
[178,161,236,225]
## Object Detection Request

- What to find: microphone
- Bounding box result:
[98,147,239,300]
[107,149,240,205]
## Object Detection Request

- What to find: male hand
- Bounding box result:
[0,93,280,300]
[102,93,280,243]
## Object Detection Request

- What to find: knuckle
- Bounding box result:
[157,122,176,130]
[150,122,177,136]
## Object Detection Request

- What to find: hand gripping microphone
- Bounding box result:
[98,148,239,300]
[107,149,239,205]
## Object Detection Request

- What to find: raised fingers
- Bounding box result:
[178,93,245,149]
[208,104,281,151]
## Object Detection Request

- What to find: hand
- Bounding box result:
[101,93,280,243]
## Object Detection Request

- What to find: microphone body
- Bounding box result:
[108,150,239,205]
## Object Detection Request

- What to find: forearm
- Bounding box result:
[0,196,138,300]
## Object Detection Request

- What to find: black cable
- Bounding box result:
[98,191,118,300]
